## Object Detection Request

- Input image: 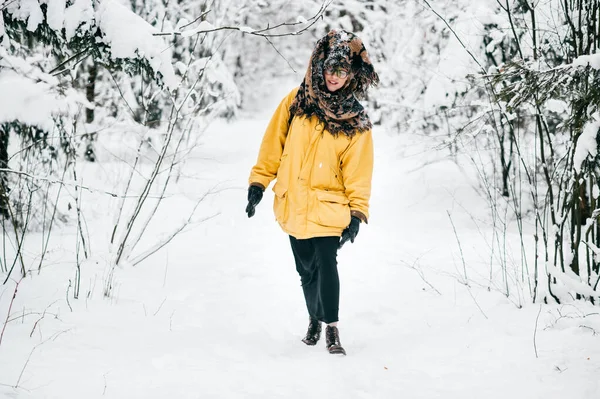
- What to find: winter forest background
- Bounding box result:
[1,0,600,397]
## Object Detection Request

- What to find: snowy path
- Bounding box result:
[1,84,599,398]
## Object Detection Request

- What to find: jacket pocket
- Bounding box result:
[272,183,288,223]
[310,189,350,228]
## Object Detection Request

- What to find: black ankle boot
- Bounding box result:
[325,325,346,355]
[302,318,322,346]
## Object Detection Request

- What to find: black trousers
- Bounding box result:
[289,235,340,324]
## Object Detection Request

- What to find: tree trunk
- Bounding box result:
[0,125,9,218]
[84,62,97,162]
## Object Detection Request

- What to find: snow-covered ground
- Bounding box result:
[0,81,599,399]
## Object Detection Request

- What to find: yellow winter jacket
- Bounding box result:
[249,88,374,239]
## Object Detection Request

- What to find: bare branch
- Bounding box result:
[0,277,22,347]
[153,1,331,38]
[397,257,442,296]
[0,168,168,199]
[420,0,486,73]
[533,304,542,358]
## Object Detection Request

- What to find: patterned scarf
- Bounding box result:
[289,29,379,138]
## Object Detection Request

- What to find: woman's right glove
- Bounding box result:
[245,185,264,218]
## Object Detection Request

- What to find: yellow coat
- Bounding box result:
[249,88,374,239]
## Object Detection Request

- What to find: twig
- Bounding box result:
[106,69,137,118]
[263,36,296,73]
[0,184,27,283]
[465,285,489,320]
[48,47,91,75]
[420,0,486,74]
[163,251,169,288]
[398,258,442,295]
[0,0,19,12]
[0,277,22,347]
[0,168,119,198]
[153,297,167,316]
[447,211,469,284]
[38,160,69,273]
[28,300,59,337]
[579,325,597,335]
[130,211,219,267]
[15,329,70,388]
[178,10,212,30]
[66,280,73,312]
[533,304,542,358]
[103,372,109,396]
[153,0,331,38]
[109,139,146,245]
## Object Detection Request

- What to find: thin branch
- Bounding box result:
[533,304,542,358]
[129,211,219,267]
[66,280,73,312]
[398,258,442,295]
[49,48,91,76]
[106,68,137,119]
[263,36,296,73]
[153,1,331,38]
[15,329,71,388]
[0,277,22,347]
[178,9,212,30]
[153,297,167,316]
[0,0,19,12]
[0,168,167,199]
[447,211,469,284]
[421,0,486,74]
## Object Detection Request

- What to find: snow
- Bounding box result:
[422,4,487,110]
[46,0,67,32]
[237,26,253,34]
[96,0,177,90]
[1,0,600,396]
[573,53,600,70]
[180,20,216,37]
[0,80,598,398]
[63,0,94,40]
[0,48,89,130]
[1,0,177,90]
[574,114,600,172]
[0,71,72,131]
[546,99,569,114]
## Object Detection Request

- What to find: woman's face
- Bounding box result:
[324,67,350,92]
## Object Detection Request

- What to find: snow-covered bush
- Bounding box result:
[417,0,600,305]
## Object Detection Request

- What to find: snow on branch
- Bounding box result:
[2,0,177,90]
[573,53,600,69]
[0,49,86,131]
[547,263,600,298]
[574,114,600,173]
[96,0,177,90]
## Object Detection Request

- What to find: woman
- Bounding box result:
[245,29,378,355]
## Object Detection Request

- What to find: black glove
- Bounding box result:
[245,185,264,218]
[339,216,360,248]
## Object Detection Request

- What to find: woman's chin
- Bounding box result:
[326,83,341,92]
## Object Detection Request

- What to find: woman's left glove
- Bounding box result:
[245,185,264,218]
[339,216,360,248]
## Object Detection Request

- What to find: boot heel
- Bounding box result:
[325,325,346,355]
